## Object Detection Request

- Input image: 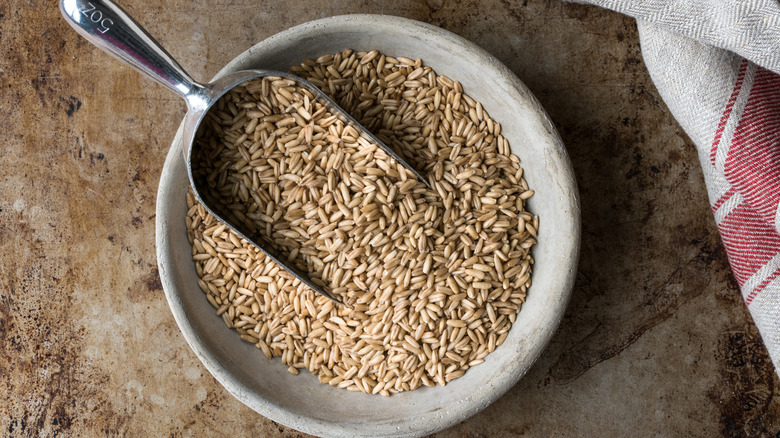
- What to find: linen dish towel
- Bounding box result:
[572,0,780,373]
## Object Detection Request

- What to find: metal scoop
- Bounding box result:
[60,0,430,305]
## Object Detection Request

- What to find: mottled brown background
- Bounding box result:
[2,0,779,436]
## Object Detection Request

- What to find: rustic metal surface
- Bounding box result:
[1,0,778,436]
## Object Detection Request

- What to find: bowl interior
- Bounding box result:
[157,14,579,438]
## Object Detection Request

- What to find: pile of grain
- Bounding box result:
[186,50,537,395]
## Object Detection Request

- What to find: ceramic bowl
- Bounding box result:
[156,14,579,438]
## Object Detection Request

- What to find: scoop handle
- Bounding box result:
[59,0,207,105]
